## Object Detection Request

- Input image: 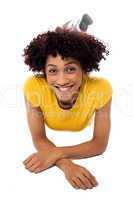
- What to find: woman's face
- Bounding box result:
[44,53,83,104]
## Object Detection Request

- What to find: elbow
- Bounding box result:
[98,147,106,155]
[95,148,106,157]
[93,140,108,156]
[98,144,108,155]
[95,149,105,156]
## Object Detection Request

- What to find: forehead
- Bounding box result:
[46,54,80,66]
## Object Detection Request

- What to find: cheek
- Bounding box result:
[73,75,82,85]
[69,72,82,82]
[46,76,55,85]
[74,81,82,90]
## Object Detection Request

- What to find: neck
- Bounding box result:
[57,93,79,110]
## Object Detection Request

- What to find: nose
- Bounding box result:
[56,72,69,86]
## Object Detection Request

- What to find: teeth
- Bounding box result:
[59,87,71,91]
[55,85,73,91]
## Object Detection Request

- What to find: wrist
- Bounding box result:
[55,159,73,171]
[55,146,65,160]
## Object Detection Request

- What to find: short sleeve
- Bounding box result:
[95,78,113,110]
[23,76,42,107]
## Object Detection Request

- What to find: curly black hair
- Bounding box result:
[22,27,109,76]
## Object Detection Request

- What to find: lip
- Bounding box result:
[54,85,74,92]
[55,84,74,88]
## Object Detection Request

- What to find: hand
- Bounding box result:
[23,148,62,173]
[62,162,98,190]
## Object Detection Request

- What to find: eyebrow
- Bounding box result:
[46,61,79,67]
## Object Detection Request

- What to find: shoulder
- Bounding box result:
[23,74,47,107]
[95,76,113,96]
[85,74,113,110]
[23,73,46,83]
[86,74,113,93]
[23,73,47,90]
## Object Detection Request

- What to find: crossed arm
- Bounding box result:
[23,96,112,170]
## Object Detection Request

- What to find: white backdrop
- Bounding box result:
[0,0,133,199]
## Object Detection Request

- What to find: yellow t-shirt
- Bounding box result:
[23,73,113,132]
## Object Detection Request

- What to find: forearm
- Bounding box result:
[33,138,73,171]
[58,139,104,160]
[33,137,56,151]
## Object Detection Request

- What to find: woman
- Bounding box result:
[22,27,113,190]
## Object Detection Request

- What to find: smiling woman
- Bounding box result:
[22,25,113,190]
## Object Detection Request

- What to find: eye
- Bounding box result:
[48,69,57,73]
[65,67,76,73]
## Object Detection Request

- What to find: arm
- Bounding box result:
[24,96,111,164]
[23,98,99,190]
[24,97,73,171]
[57,98,112,160]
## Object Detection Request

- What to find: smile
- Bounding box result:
[55,85,74,92]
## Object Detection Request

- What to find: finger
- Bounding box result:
[72,180,80,189]
[68,179,79,189]
[25,157,38,169]
[80,174,93,189]
[23,154,35,165]
[90,175,99,187]
[28,162,41,172]
[83,170,98,187]
[34,167,44,174]
[74,177,87,190]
